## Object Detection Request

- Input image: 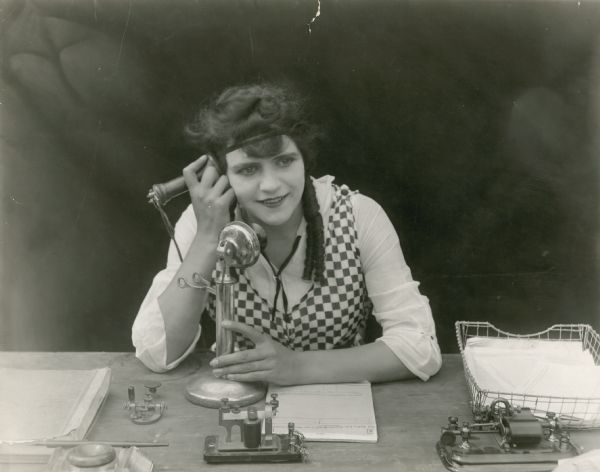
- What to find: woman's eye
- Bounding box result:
[238,166,258,176]
[277,156,295,167]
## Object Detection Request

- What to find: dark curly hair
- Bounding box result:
[185,83,326,284]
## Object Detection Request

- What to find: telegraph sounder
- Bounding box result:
[437,398,580,471]
[203,394,307,463]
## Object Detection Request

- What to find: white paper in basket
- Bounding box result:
[464,337,600,424]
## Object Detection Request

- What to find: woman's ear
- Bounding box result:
[228,197,237,222]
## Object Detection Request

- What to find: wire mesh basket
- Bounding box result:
[456,321,600,429]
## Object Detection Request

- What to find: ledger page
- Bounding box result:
[267,382,378,443]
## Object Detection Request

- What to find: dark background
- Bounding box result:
[2,0,599,353]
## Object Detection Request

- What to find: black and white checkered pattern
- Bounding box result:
[206,183,373,351]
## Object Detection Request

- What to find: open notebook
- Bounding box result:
[0,367,111,443]
[267,382,378,443]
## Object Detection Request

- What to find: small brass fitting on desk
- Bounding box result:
[124,383,166,425]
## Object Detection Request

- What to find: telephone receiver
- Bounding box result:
[147,155,252,263]
[147,154,225,207]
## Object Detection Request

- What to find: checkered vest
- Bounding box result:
[206,183,373,351]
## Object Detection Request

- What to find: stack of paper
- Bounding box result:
[0,367,111,443]
[463,337,600,425]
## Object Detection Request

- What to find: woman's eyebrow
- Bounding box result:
[271,151,300,160]
[229,151,299,171]
[229,161,259,172]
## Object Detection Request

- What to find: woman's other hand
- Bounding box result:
[183,155,235,239]
[209,320,301,385]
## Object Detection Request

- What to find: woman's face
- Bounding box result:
[225,135,305,229]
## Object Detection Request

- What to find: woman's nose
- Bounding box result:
[258,168,280,193]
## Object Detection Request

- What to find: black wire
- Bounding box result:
[154,202,183,262]
[263,235,301,321]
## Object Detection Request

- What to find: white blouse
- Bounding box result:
[132,175,442,380]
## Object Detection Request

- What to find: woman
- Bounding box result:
[132,83,442,385]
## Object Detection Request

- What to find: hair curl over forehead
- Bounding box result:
[185,83,321,171]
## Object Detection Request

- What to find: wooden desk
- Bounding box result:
[1,353,598,471]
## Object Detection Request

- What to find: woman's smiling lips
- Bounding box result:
[258,194,288,208]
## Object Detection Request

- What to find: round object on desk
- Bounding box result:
[67,444,116,468]
[185,370,265,408]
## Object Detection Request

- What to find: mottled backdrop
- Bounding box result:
[1,0,599,352]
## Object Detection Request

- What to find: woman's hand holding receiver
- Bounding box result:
[210,320,302,386]
[183,155,236,240]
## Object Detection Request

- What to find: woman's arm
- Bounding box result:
[132,204,216,370]
[157,234,217,363]
[354,193,442,381]
[132,156,235,370]
[211,320,413,385]
[158,157,235,363]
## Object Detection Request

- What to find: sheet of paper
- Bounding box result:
[465,337,596,366]
[0,368,111,442]
[267,382,377,443]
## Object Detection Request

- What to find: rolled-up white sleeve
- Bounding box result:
[353,194,442,381]
[131,205,202,372]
